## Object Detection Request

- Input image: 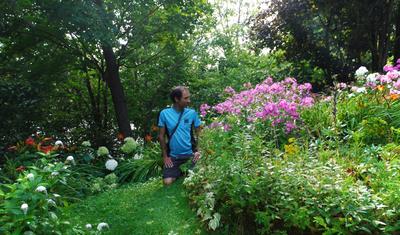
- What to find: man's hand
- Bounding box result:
[193,151,201,163]
[163,156,173,168]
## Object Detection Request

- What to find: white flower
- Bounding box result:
[356,87,367,93]
[105,159,118,171]
[21,203,28,215]
[366,73,379,83]
[66,156,74,161]
[133,154,143,160]
[47,199,56,206]
[82,141,91,147]
[53,193,60,198]
[355,66,368,77]
[66,156,75,165]
[97,222,109,231]
[85,224,92,229]
[55,140,63,147]
[26,173,34,181]
[51,171,59,177]
[36,186,47,194]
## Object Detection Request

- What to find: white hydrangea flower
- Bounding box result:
[97,146,109,156]
[47,199,56,206]
[97,222,109,231]
[85,224,92,229]
[121,139,138,154]
[133,154,143,160]
[366,72,379,83]
[124,137,135,143]
[36,186,47,194]
[55,140,63,147]
[355,66,368,77]
[356,87,367,93]
[66,156,75,165]
[26,173,34,181]
[82,141,91,147]
[21,203,28,215]
[105,159,118,171]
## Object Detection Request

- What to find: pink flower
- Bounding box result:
[336,83,347,89]
[223,124,231,132]
[224,86,235,95]
[394,80,400,90]
[383,65,395,72]
[200,103,211,117]
[387,71,400,80]
[243,82,252,88]
[379,75,392,84]
[300,97,314,107]
[285,122,296,133]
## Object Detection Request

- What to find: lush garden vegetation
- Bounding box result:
[2,0,400,234]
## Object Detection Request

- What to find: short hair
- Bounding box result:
[170,86,189,103]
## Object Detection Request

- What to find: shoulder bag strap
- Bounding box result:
[169,108,184,140]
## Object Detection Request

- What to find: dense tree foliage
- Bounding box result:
[250,0,400,88]
[0,0,211,147]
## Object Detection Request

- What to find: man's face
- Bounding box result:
[176,89,190,108]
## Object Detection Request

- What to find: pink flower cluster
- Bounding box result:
[204,77,315,133]
[356,59,400,94]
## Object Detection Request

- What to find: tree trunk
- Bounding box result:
[394,6,400,62]
[102,45,132,137]
[370,0,392,71]
[93,0,131,138]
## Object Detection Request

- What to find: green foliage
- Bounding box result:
[115,142,163,183]
[62,178,212,235]
[250,0,400,86]
[0,164,77,234]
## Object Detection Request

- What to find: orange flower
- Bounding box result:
[25,137,35,146]
[117,132,125,141]
[377,85,384,91]
[390,94,399,101]
[40,145,53,154]
[42,137,52,142]
[151,125,159,132]
[16,165,26,172]
[145,134,153,142]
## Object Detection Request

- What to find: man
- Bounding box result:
[158,86,201,185]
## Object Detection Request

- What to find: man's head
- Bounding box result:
[170,86,190,108]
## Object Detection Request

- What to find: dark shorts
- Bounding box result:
[163,156,195,179]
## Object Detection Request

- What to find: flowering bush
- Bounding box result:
[199,78,315,149]
[0,163,74,234]
[184,62,400,234]
[202,77,314,134]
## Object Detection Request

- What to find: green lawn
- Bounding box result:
[62,178,216,235]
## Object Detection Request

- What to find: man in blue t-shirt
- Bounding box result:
[158,86,202,185]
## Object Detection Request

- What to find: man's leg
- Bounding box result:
[163,158,184,186]
[163,177,176,185]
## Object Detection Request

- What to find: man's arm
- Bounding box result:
[158,127,173,168]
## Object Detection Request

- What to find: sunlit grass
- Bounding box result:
[62,178,219,235]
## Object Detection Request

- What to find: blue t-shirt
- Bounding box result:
[158,107,201,158]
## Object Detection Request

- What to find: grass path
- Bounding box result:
[62,178,216,235]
